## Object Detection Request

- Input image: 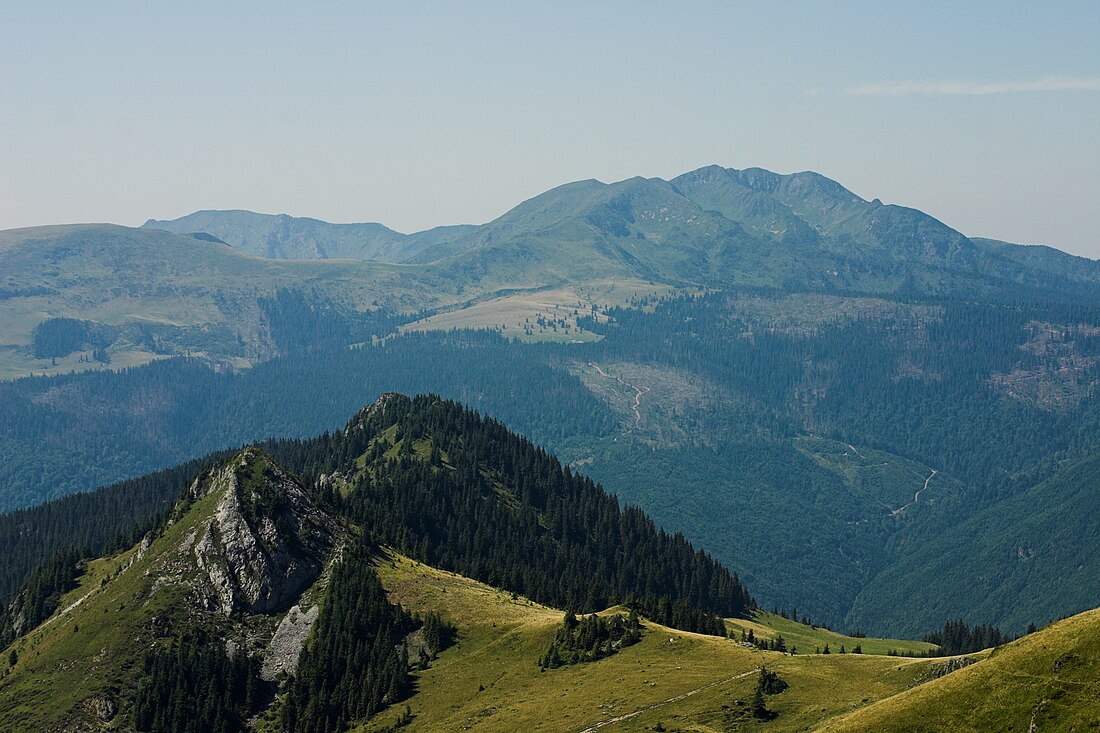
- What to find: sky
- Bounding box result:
[2,1,1098,257]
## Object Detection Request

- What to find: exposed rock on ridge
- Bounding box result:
[262,603,320,680]
[189,448,335,615]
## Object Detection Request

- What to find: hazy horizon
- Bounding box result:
[3,2,1098,257]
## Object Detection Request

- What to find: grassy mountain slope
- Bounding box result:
[725,611,936,658]
[674,166,1100,285]
[0,224,465,378]
[11,512,1092,733]
[143,210,479,263]
[0,448,340,731]
[0,522,944,733]
[358,552,945,733]
[816,609,1100,732]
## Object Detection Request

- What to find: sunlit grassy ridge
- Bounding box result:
[725,612,937,658]
[816,609,1100,733]
[3,526,1094,733]
[360,552,943,733]
[0,486,225,730]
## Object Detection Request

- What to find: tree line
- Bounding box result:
[265,394,754,630]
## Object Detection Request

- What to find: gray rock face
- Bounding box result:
[262,604,320,681]
[191,449,335,616]
[90,695,117,722]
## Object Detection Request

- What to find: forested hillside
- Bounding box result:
[0,332,614,509]
[2,288,1100,636]
[0,394,755,731]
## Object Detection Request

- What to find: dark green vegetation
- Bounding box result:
[32,317,116,359]
[133,630,265,733]
[4,289,1100,637]
[0,333,612,510]
[1,394,753,634]
[277,394,752,626]
[280,541,417,733]
[752,666,789,720]
[0,548,82,648]
[573,293,1100,634]
[923,619,1009,656]
[539,611,642,669]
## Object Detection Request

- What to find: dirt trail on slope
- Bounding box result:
[575,668,758,733]
[891,469,937,516]
[37,587,98,630]
[589,362,650,432]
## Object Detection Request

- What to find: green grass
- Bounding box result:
[725,612,937,657]
[0,224,477,380]
[2,520,1093,733]
[0,485,224,730]
[401,280,671,344]
[359,552,943,733]
[817,610,1100,732]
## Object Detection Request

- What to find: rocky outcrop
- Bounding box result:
[191,449,336,616]
[261,604,320,680]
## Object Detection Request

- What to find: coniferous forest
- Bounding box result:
[269,394,754,626]
[923,618,1010,656]
[280,539,418,733]
[133,630,265,733]
[539,611,643,669]
[4,291,1100,635]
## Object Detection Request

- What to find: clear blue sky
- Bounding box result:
[3,1,1098,256]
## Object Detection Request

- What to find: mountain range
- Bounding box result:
[144,166,1100,298]
[4,165,1097,382]
[2,165,1100,730]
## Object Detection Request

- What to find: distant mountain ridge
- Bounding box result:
[3,164,1097,382]
[143,209,477,263]
[142,166,1098,296]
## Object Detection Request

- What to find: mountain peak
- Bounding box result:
[188,448,336,615]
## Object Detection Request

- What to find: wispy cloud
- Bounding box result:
[847,76,1100,97]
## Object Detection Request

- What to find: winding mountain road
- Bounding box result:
[891,469,937,516]
[589,362,650,432]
